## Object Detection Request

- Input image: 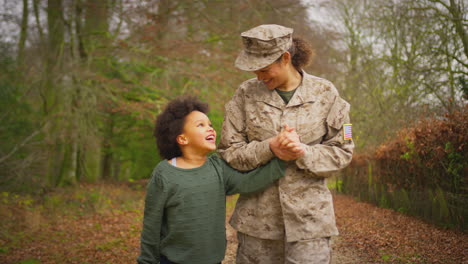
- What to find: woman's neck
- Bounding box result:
[278,67,302,92]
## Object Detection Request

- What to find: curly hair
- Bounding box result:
[153,95,209,160]
[288,37,314,71]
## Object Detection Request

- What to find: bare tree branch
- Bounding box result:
[0,129,41,164]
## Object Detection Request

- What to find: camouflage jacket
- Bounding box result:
[218,71,354,242]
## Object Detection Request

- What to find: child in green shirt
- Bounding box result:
[137,96,299,264]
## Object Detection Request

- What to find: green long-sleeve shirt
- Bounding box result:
[137,155,286,264]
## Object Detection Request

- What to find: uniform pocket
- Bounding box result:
[294,102,327,145]
[245,101,281,141]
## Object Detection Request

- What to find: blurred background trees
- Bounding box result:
[323,0,467,229]
[324,0,467,148]
[1,0,466,227]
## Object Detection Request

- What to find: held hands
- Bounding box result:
[269,124,305,161]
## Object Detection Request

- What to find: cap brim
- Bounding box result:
[234,50,282,71]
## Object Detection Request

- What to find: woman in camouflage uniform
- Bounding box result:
[218,24,354,264]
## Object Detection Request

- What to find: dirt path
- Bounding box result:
[332,194,467,264]
[1,188,466,264]
[223,194,466,264]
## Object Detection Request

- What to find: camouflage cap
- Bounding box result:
[235,24,293,71]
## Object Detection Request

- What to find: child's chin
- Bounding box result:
[207,145,217,151]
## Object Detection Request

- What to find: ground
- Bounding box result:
[0,183,466,263]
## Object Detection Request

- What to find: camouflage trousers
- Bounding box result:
[236,232,331,264]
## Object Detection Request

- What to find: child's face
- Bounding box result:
[179,111,217,154]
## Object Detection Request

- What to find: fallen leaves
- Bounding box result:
[333,194,467,263]
[1,184,466,264]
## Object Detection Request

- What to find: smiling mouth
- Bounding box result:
[206,135,216,142]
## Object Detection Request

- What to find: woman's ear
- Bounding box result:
[177,134,188,145]
[281,51,291,64]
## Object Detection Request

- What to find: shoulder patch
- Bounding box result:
[343,124,352,140]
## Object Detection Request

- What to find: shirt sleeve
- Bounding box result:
[295,95,354,178]
[137,172,168,264]
[214,155,286,195]
[218,87,275,171]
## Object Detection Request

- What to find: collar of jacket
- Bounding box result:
[254,70,317,109]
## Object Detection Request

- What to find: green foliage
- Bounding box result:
[380,254,392,262]
[400,139,414,161]
[434,187,449,224]
[95,238,126,251]
[378,191,389,209]
[395,189,411,214]
[445,142,464,191]
[336,179,344,193]
[0,54,39,188]
[208,108,224,146]
[367,162,373,187]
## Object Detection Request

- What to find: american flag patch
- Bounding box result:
[343,124,352,140]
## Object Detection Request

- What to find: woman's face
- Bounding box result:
[253,58,288,91]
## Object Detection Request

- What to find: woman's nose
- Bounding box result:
[253,70,263,81]
[256,73,263,81]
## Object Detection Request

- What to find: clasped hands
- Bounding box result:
[269,124,305,161]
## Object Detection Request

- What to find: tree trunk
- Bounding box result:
[100,114,114,180]
[82,0,115,180]
[74,0,87,59]
[44,0,64,114]
[448,0,468,59]
[32,0,44,41]
[83,0,109,55]
[18,0,29,65]
[46,0,67,186]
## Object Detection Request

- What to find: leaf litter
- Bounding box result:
[0,184,466,264]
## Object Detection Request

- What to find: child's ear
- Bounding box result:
[176,134,188,145]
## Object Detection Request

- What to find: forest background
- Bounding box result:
[0,0,466,236]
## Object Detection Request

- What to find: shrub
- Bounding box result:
[338,105,467,230]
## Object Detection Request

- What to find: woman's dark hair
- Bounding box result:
[153,95,209,160]
[276,37,314,71]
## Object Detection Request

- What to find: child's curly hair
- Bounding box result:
[154,95,209,160]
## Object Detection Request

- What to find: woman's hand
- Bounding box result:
[269,125,305,160]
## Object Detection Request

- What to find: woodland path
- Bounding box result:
[223,194,466,264]
[1,188,466,264]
